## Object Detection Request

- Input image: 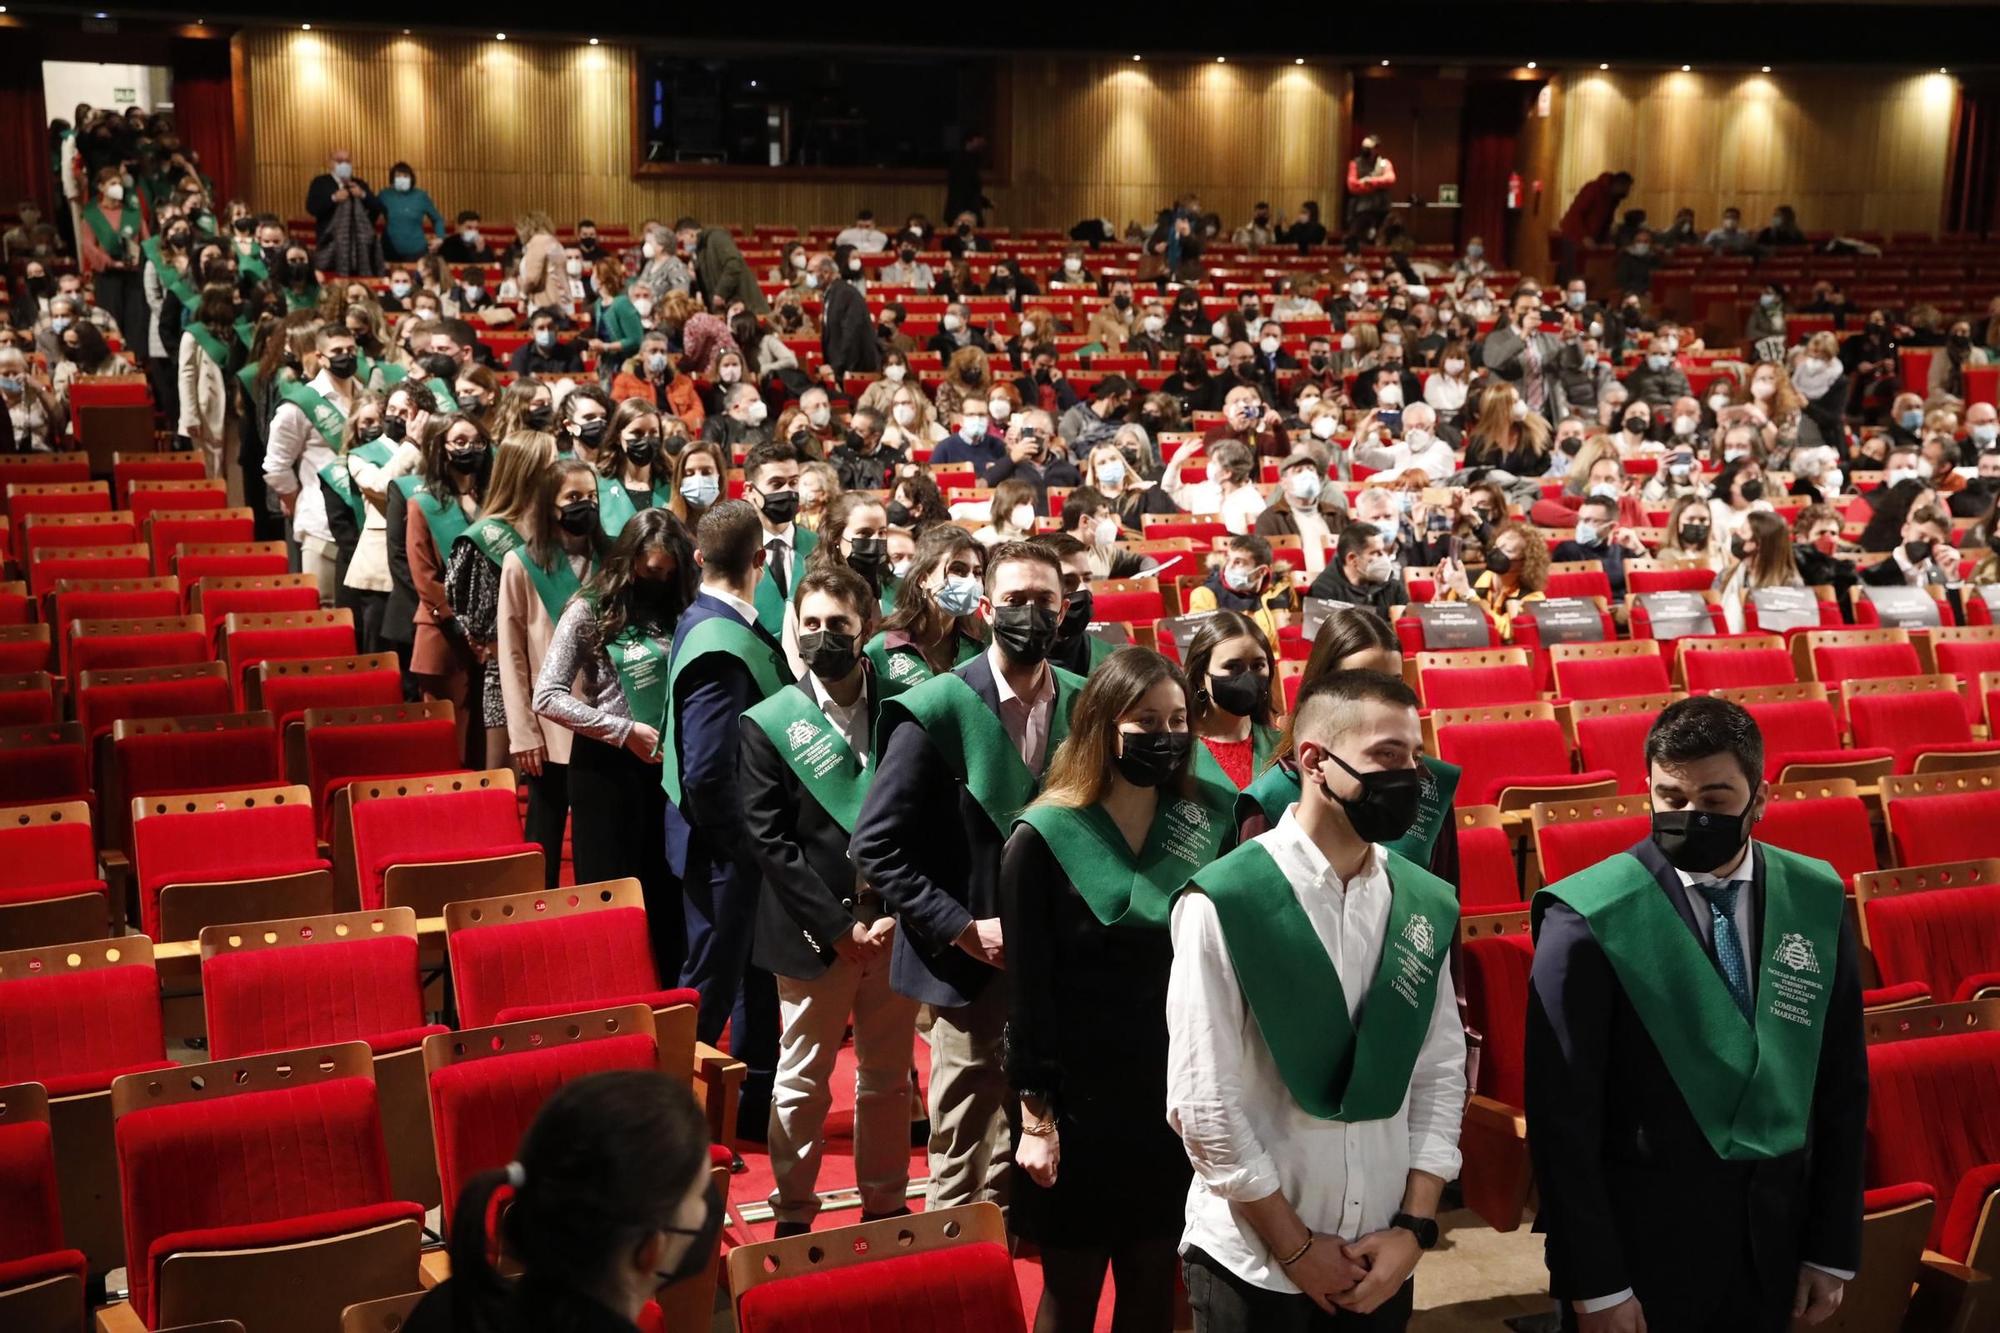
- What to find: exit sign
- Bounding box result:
[113,88,137,104]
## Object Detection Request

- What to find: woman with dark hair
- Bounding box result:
[405,1070,719,1333]
[595,398,673,535]
[1238,606,1462,884]
[885,471,952,537]
[808,490,894,612]
[379,161,445,263]
[865,525,986,695]
[1717,509,1806,634]
[1181,610,1280,794]
[500,457,607,887]
[667,438,725,530]
[534,507,698,959]
[1002,647,1233,1333]
[1857,477,1936,554]
[403,411,495,761]
[451,431,560,768]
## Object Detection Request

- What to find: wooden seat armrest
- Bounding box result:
[1463,1094,1526,1141]
[98,847,130,934]
[93,1302,148,1333]
[694,1041,746,1147]
[1913,1251,1992,1333]
[419,1247,452,1289]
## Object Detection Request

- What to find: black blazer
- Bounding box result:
[381,483,418,646]
[743,675,879,981]
[820,279,882,375]
[852,651,1015,1008]
[1525,838,1867,1322]
[663,592,788,878]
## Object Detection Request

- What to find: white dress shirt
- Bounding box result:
[262,368,352,545]
[1166,808,1466,1293]
[1289,504,1330,576]
[1351,433,1459,484]
[807,671,870,768]
[705,585,759,628]
[987,643,1055,775]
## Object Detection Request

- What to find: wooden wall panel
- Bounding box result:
[238,30,1348,233]
[1553,69,1956,237]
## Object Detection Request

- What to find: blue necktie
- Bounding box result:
[1696,879,1754,1020]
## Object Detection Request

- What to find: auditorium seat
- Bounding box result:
[126,478,228,526]
[1675,634,1795,692]
[1413,649,1537,711]
[1456,911,1537,1233]
[47,576,181,676]
[108,1042,425,1330]
[303,703,461,842]
[0,671,54,725]
[1427,703,1619,808]
[1845,675,2000,774]
[1856,862,2000,1005]
[201,907,445,1209]
[128,784,332,942]
[0,935,171,1272]
[112,455,208,507]
[1884,770,2000,867]
[1087,578,1163,625]
[220,610,358,708]
[1627,563,1726,597]
[28,543,152,599]
[251,653,405,780]
[727,1204,1026,1333]
[1455,807,1521,915]
[1758,779,1879,886]
[1930,627,2000,727]
[1713,683,1894,784]
[1803,628,1924,690]
[0,582,29,627]
[75,661,234,746]
[1570,694,1676,794]
[1532,794,1653,884]
[1549,640,1672,701]
[104,712,283,854]
[0,1081,88,1333]
[172,542,291,603]
[145,507,257,575]
[1393,603,1498,656]
[0,723,90,812]
[189,573,322,652]
[19,512,139,573]
[0,624,50,675]
[0,800,108,949]
[65,615,207,696]
[344,770,541,914]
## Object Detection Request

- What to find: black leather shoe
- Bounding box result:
[773,1221,811,1239]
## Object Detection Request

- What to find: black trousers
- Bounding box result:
[94,268,150,357]
[568,733,682,981]
[1183,1248,1413,1333]
[523,762,569,890]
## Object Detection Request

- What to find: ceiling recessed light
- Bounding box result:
[1681,64,1692,72]
[1296,58,1306,66]
[588,37,600,45]
[1379,59,1390,67]
[495,32,506,40]
[300,22,310,29]
[1940,67,1950,74]
[1216,56,1226,64]
[1599,63,1610,71]
[1526,61,1537,70]
[1760,65,1772,73]
[1131,54,1141,62]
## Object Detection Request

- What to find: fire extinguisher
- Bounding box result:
[1506,172,1522,210]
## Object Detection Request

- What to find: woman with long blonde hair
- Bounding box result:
[1463,382,1553,476]
[935,344,993,423]
[1000,646,1233,1333]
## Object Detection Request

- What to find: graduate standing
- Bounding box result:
[852,540,1086,1212]
[1169,669,1465,1331]
[1526,696,1866,1332]
[741,565,917,1237]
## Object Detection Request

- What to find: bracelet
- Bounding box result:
[1276,1235,1314,1268]
[1021,1118,1058,1138]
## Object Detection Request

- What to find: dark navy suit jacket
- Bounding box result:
[663,591,787,877]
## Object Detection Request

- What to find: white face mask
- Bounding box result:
[1708,394,1730,413]
[1288,471,1323,504]
[631,297,654,317]
[104,182,125,203]
[1095,517,1121,545]
[462,229,481,246]
[1824,469,1844,493]
[1019,321,1036,337]
[808,406,831,428]
[393,175,412,191]
[1260,336,1280,355]
[1673,415,1698,436]
[892,404,917,428]
[943,314,963,332]
[890,557,915,580]
[565,258,582,276]
[1064,257,1082,273]
[988,398,1011,420]
[1143,315,1164,334]
[1444,358,1466,375]
[746,400,769,425]
[719,364,741,383]
[961,416,988,438]
[1311,415,1339,440]
[868,364,899,387]
[642,239,659,259]
[1405,427,1432,452]
[1009,504,1036,531]
[1340,334,1357,352]
[1378,384,1403,407]
[1510,399,1529,421]
[791,252,807,270]
[1751,379,1776,400]
[1350,281,1368,299]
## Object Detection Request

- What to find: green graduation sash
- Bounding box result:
[877,575,900,616]
[142,236,198,310]
[1534,846,1842,1161]
[594,471,672,538]
[875,667,1085,833]
[1086,634,1117,673]
[1233,755,1460,867]
[463,516,523,568]
[751,525,819,637]
[1192,724,1282,795]
[237,245,268,284]
[1177,840,1456,1120]
[864,631,982,700]
[372,364,459,414]
[83,202,137,253]
[607,624,670,734]
[284,282,321,313]
[318,439,394,527]
[277,377,349,452]
[395,475,475,557]
[515,549,591,626]
[743,684,875,834]
[661,613,789,804]
[1017,786,1233,929]
[185,320,239,372]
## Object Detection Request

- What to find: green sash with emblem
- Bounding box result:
[372,365,459,414]
[318,439,394,527]
[142,236,198,311]
[660,613,788,804]
[594,471,672,538]
[876,667,1085,833]
[743,685,875,834]
[237,245,268,284]
[1233,755,1461,867]
[395,475,474,557]
[185,319,248,373]
[1176,840,1456,1120]
[607,624,672,753]
[83,202,138,254]
[1017,786,1233,929]
[1192,724,1282,796]
[463,516,523,568]
[864,631,981,700]
[277,377,349,451]
[514,548,591,626]
[1534,845,1842,1160]
[751,525,819,637]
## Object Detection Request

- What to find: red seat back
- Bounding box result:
[1628,566,1722,596]
[350,781,527,911]
[1742,699,1843,780]
[195,578,323,648]
[205,930,435,1059]
[75,664,234,743]
[113,715,283,806]
[305,712,462,839]
[1850,691,1973,770]
[131,799,326,940]
[0,672,55,725]
[1681,646,1795,693]
[29,545,153,599]
[736,1240,1027,1333]
[0,943,168,1097]
[256,656,403,733]
[0,1100,66,1264]
[223,613,358,707]
[0,815,99,902]
[128,480,228,526]
[67,617,208,693]
[451,905,662,1030]
[147,509,257,575]
[1574,713,1652,793]
[1537,814,1651,884]
[1866,1029,2000,1256]
[1865,887,2000,1004]
[0,725,89,809]
[1461,932,1536,1107]
[113,457,208,507]
[1814,642,1923,688]
[1552,653,1672,701]
[173,543,291,601]
[1457,823,1520,913]
[1437,719,1574,806]
[1759,795,1877,885]
[1935,640,2000,726]
[1889,791,2000,867]
[1421,665,1537,711]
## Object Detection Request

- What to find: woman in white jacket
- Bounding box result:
[339,379,433,653]
[176,282,245,499]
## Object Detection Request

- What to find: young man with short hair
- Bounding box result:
[1528,695,1866,1331]
[1039,533,1115,676]
[739,441,814,637]
[853,540,1086,1212]
[1170,669,1464,1331]
[1187,532,1294,644]
[262,321,359,604]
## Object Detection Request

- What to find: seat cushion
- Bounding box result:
[735,1241,1026,1333]
[452,907,672,1030]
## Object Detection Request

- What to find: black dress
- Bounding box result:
[998,823,1191,1247]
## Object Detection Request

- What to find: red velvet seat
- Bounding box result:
[112,457,208,507]
[1088,587,1165,624]
[129,788,328,941]
[1848,688,2000,775]
[0,625,49,675]
[1865,1023,2000,1261]
[1456,812,1519,914]
[0,802,107,933]
[0,673,54,725]
[220,611,358,708]
[28,545,152,599]
[19,513,139,573]
[1535,809,1651,884]
[1863,877,2000,1005]
[0,938,171,1100]
[1550,647,1672,702]
[1462,930,1535,1109]
[65,617,207,696]
[1888,788,2000,867]
[172,543,291,603]
[1759,788,1878,886]
[1680,644,1796,693]
[349,774,539,912]
[0,724,90,811]
[191,575,322,653]
[1433,713,1616,807]
[146,508,256,575]
[1739,696,1893,781]
[109,712,283,810]
[735,1233,1027,1333]
[47,579,181,677]
[253,655,404,737]
[1419,664,1538,711]
[0,1082,87,1331]
[74,663,235,745]
[1573,711,1653,794]
[127,479,227,527]
[1813,641,1924,689]
[1935,637,2000,727]
[304,706,461,842]
[1628,565,1723,596]
[204,913,442,1060]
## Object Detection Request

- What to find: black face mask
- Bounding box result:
[286,260,313,284]
[991,603,1059,665]
[1309,354,1329,370]
[1650,806,1750,875]
[1114,730,1192,789]
[1206,670,1268,720]
[419,353,458,382]
[382,416,408,443]
[885,500,912,528]
[655,1184,725,1291]
[1483,548,1513,575]
[1730,535,1750,560]
[326,352,357,380]
[845,536,887,573]
[574,418,608,446]
[624,436,661,467]
[1559,435,1584,457]
[261,244,286,270]
[1319,750,1425,844]
[899,248,917,263]
[1623,415,1648,434]
[446,445,487,474]
[577,237,601,256]
[557,499,599,535]
[631,576,676,619]
[797,628,861,682]
[1903,538,1935,565]
[759,489,800,526]
[1680,523,1710,548]
[524,404,555,431]
[1059,588,1093,641]
[1113,294,1131,310]
[357,422,384,443]
[1738,479,1765,503]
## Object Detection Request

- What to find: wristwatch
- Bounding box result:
[1389,1212,1439,1250]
